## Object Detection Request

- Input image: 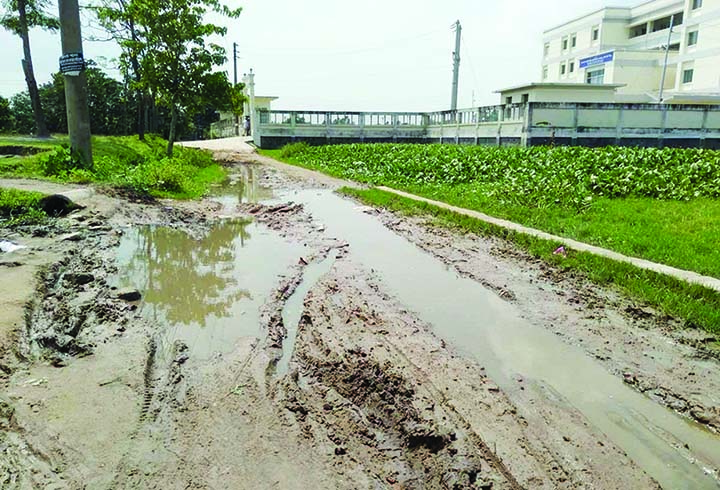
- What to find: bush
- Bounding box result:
[39,146,84,177]
[280,142,311,159]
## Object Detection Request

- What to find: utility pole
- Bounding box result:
[451,20,462,112]
[58,0,92,166]
[658,14,675,104]
[233,42,239,136]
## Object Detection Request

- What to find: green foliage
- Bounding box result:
[271,143,720,279]
[8,92,34,134]
[280,142,310,159]
[8,64,139,136]
[0,96,12,131]
[342,187,720,334]
[0,134,224,199]
[0,187,47,226]
[0,0,59,34]
[99,0,242,153]
[281,144,720,209]
[39,145,84,176]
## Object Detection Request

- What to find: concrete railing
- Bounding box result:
[251,103,720,149]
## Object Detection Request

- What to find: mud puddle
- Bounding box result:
[116,219,304,360]
[274,255,336,376]
[282,188,720,489]
[209,164,273,214]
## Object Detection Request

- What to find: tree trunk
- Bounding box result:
[136,89,146,140]
[18,0,49,138]
[166,104,178,157]
[128,21,145,140]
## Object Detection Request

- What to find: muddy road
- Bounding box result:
[1,139,719,489]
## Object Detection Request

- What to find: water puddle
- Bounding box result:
[116,219,303,361]
[274,255,337,377]
[282,188,720,489]
[209,165,273,214]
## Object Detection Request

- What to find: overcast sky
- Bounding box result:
[0,0,639,112]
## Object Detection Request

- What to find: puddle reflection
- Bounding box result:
[116,219,303,360]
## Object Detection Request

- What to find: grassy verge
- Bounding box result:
[0,187,47,226]
[0,135,226,200]
[341,186,720,335]
[260,144,720,279]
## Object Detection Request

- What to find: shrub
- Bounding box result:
[39,146,83,177]
[280,142,311,159]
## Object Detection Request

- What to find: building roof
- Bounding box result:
[495,83,625,93]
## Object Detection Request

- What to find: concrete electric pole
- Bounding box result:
[233,42,239,136]
[658,14,675,104]
[451,20,462,112]
[58,0,92,166]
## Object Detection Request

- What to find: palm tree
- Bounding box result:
[1,0,59,138]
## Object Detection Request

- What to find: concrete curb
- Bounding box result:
[377,186,720,294]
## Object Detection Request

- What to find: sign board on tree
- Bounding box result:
[59,53,85,76]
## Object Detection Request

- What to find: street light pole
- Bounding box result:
[58,0,92,166]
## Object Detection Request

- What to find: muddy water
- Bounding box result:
[209,164,273,213]
[116,220,304,360]
[275,255,337,376]
[285,189,720,489]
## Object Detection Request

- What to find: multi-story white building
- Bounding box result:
[541,0,720,103]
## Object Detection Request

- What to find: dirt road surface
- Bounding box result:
[0,137,718,489]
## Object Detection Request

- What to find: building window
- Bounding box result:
[542,65,548,80]
[569,61,575,73]
[586,68,605,84]
[688,30,699,46]
[562,37,568,51]
[560,63,566,76]
[544,43,550,57]
[692,0,702,9]
[683,68,694,84]
[521,94,529,104]
[630,24,648,38]
[652,13,683,32]
[571,34,577,48]
[592,26,600,42]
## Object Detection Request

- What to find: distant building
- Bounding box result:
[541,0,720,103]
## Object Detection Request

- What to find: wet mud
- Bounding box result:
[0,146,719,488]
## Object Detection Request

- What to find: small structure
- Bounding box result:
[497,83,625,104]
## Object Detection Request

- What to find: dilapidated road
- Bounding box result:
[1,139,719,489]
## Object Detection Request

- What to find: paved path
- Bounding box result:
[378,186,720,293]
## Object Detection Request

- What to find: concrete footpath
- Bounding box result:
[377,186,720,294]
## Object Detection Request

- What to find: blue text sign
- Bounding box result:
[580,51,614,69]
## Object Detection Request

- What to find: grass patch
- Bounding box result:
[0,187,47,226]
[0,134,225,200]
[262,144,720,279]
[341,186,720,335]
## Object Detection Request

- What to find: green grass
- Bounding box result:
[261,144,720,279]
[0,134,226,200]
[341,187,720,335]
[0,187,47,226]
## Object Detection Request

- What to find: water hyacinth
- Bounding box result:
[286,144,720,211]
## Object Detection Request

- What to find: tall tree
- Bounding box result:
[0,0,59,137]
[132,0,241,156]
[92,0,151,140]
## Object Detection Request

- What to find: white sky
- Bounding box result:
[0,0,639,112]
